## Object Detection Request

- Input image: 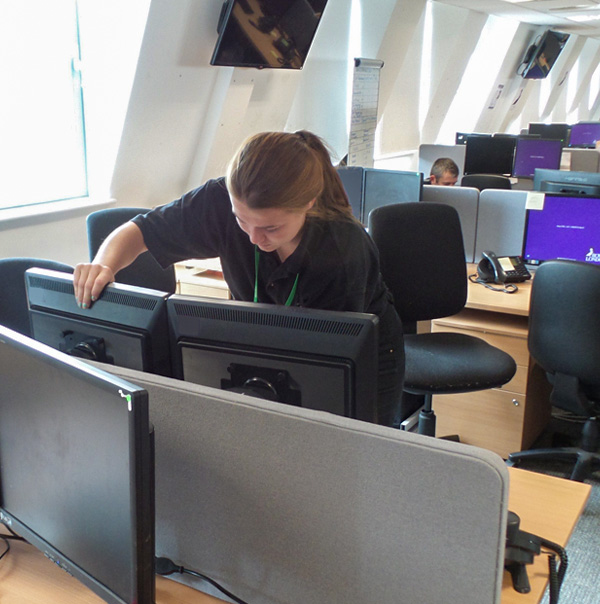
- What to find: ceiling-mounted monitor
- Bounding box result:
[520,30,570,80]
[210,0,328,69]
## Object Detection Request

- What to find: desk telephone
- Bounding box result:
[477,251,532,284]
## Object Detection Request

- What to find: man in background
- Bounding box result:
[428,157,459,186]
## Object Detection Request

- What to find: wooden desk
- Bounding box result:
[0,469,589,604]
[432,265,551,458]
[175,259,230,299]
[502,467,591,603]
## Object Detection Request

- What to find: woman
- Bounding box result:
[74,130,404,426]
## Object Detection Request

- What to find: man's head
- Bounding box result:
[429,157,459,186]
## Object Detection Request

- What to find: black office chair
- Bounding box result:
[508,260,600,482]
[368,202,516,437]
[0,257,74,337]
[87,207,176,293]
[461,174,512,191]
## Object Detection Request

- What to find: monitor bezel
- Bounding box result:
[567,121,600,149]
[521,192,600,266]
[25,267,172,377]
[166,294,379,423]
[210,0,326,70]
[464,135,516,176]
[511,137,563,179]
[0,325,155,604]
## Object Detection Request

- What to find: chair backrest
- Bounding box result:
[461,174,512,191]
[0,257,74,337]
[528,260,600,415]
[368,202,467,330]
[87,207,176,293]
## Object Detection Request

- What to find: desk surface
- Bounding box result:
[0,468,589,604]
[466,264,532,316]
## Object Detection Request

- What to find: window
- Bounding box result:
[0,0,87,210]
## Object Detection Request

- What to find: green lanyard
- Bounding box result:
[254,246,299,306]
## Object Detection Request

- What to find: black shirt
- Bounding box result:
[132,177,393,317]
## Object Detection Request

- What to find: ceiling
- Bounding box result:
[435,0,600,38]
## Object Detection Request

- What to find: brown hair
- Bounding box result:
[226,130,355,221]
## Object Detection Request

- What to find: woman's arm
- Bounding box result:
[73,221,148,308]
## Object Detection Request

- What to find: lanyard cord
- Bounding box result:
[254,246,299,306]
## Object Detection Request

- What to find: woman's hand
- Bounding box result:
[73,263,116,309]
[72,221,149,308]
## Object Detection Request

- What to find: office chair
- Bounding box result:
[0,257,74,337]
[87,207,176,293]
[461,174,512,191]
[508,260,600,482]
[368,202,516,437]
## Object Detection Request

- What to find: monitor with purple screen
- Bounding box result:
[568,122,600,148]
[512,138,563,178]
[522,193,600,266]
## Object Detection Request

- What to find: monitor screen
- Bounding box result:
[568,122,600,148]
[512,138,563,178]
[533,168,600,195]
[464,135,516,175]
[210,0,328,69]
[522,193,600,266]
[26,268,172,376]
[521,30,569,80]
[167,295,379,422]
[0,325,155,604]
[527,123,570,145]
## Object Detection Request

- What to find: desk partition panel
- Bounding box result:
[96,363,509,604]
[422,184,479,262]
[475,190,528,263]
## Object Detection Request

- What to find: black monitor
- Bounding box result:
[522,193,600,266]
[25,268,172,376]
[512,138,563,179]
[533,168,600,195]
[455,132,488,145]
[337,166,423,224]
[0,325,155,604]
[464,135,516,175]
[167,295,379,422]
[521,30,569,80]
[568,122,600,148]
[528,123,570,145]
[210,0,328,69]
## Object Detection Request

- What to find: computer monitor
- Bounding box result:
[512,138,563,179]
[568,122,600,148]
[527,123,570,146]
[522,193,600,266]
[167,295,379,422]
[0,325,155,604]
[464,135,516,175]
[533,168,600,196]
[336,166,423,224]
[210,0,327,69]
[25,267,172,376]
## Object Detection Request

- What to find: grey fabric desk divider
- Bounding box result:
[474,189,528,263]
[422,184,479,262]
[94,363,509,604]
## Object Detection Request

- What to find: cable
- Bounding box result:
[540,538,568,604]
[155,556,249,604]
[468,273,518,294]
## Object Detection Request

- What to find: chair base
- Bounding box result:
[507,447,600,482]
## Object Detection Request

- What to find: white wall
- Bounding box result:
[3,0,600,264]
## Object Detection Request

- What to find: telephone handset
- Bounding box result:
[477,250,532,284]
